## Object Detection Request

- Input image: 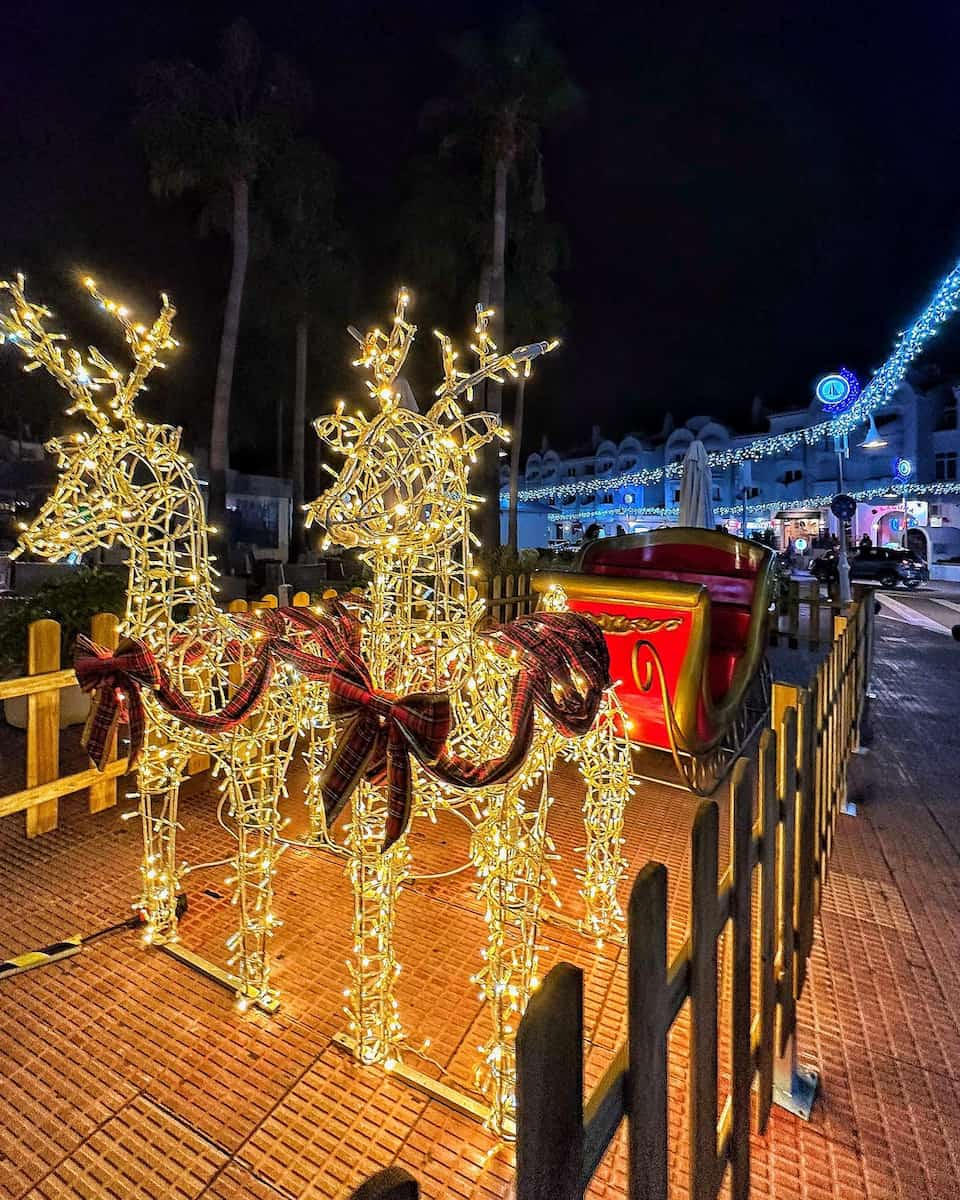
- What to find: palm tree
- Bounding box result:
[134,18,311,548]
[260,140,344,561]
[428,14,581,551]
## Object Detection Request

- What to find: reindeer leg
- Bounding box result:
[304,706,335,845]
[345,779,408,1067]
[224,734,288,1011]
[567,688,633,943]
[471,773,555,1138]
[134,731,187,946]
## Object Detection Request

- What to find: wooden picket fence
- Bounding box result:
[0,599,268,837]
[482,571,835,652]
[0,612,126,836]
[477,573,538,625]
[351,590,873,1200]
[767,575,848,653]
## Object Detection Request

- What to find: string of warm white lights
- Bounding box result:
[513,254,960,503]
[306,292,631,1136]
[3,273,320,1013]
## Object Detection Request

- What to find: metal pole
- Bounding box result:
[836,450,851,606]
[507,373,526,555]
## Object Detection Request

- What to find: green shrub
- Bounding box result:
[0,567,126,673]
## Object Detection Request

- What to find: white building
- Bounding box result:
[500,373,960,567]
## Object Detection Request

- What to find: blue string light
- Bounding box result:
[511,254,960,503]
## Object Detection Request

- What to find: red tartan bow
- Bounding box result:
[74,635,162,770]
[321,656,450,851]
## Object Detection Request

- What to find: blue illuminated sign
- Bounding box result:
[815,367,861,416]
[893,456,913,480]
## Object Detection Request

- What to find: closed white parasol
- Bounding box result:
[678,439,715,529]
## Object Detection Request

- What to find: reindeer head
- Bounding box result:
[0,275,187,560]
[306,290,556,555]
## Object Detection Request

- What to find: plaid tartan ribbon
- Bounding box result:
[427,611,612,790]
[72,604,354,769]
[321,654,450,851]
[75,635,162,771]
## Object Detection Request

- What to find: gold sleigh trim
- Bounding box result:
[586,613,683,635]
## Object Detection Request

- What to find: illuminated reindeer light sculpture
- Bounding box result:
[1,274,316,1012]
[306,291,632,1132]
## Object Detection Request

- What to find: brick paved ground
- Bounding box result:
[0,614,957,1199]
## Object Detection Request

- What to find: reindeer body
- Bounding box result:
[306,294,632,1132]
[2,275,318,1009]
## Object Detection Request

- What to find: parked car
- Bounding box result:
[810,547,928,589]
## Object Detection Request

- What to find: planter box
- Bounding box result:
[4,683,90,730]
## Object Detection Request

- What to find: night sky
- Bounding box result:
[3,1,960,460]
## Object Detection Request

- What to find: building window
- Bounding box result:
[567,466,577,476]
[938,389,959,431]
[712,486,721,501]
[936,451,958,481]
[781,469,802,485]
[600,492,614,505]
[671,486,681,504]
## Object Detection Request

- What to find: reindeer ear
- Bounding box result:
[450,412,502,456]
[313,410,367,449]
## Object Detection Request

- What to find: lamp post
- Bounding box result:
[834,439,853,605]
[892,456,913,552]
[816,369,863,606]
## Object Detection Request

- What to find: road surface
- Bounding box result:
[872,583,960,637]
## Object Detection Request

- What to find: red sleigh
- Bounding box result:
[535,529,775,794]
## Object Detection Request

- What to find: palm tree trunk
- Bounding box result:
[209,176,249,562]
[481,157,509,554]
[507,373,525,553]
[276,393,283,477]
[290,315,308,561]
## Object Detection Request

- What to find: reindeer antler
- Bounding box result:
[429,301,560,420]
[0,273,177,427]
[350,287,417,404]
[0,274,109,430]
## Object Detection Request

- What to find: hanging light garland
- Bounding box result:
[557,479,959,527]
[513,254,960,503]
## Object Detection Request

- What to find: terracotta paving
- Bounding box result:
[0,615,957,1199]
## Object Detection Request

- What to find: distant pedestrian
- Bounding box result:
[859,533,873,552]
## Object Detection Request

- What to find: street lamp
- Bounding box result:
[860,414,888,449]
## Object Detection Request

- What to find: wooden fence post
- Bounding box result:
[26,618,61,837]
[794,684,819,935]
[516,962,584,1200]
[808,579,821,650]
[756,729,779,1133]
[772,698,818,1120]
[787,579,800,649]
[729,758,754,1200]
[627,862,668,1200]
[88,611,120,813]
[776,707,798,1057]
[689,800,720,1197]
